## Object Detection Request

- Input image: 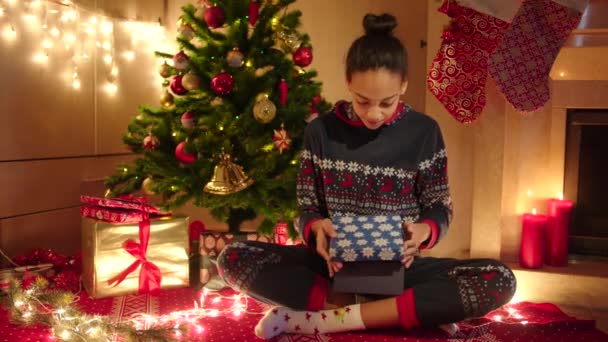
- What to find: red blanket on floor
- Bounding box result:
[1,288,606,342]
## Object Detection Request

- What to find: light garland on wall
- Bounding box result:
[0,0,169,94]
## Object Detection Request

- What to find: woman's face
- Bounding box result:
[347,68,407,130]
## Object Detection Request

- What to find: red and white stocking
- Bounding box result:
[488,0,585,113]
[427,1,510,124]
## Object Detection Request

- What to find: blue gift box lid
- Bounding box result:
[329,215,405,262]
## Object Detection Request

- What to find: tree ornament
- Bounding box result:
[226,48,244,68]
[276,31,301,51]
[143,134,160,150]
[173,51,189,70]
[253,94,277,123]
[210,72,234,96]
[211,97,224,107]
[182,71,201,91]
[175,141,197,164]
[170,75,188,96]
[104,189,112,198]
[248,0,260,26]
[160,90,174,107]
[177,16,195,40]
[204,152,254,195]
[158,61,172,78]
[273,124,291,154]
[255,65,274,77]
[293,46,313,67]
[278,79,288,105]
[142,177,156,195]
[204,5,226,29]
[181,111,196,129]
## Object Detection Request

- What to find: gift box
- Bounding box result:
[81,195,189,298]
[329,215,405,296]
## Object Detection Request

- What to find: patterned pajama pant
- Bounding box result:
[216,241,517,326]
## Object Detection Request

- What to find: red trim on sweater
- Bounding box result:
[306,275,328,311]
[396,288,421,329]
[419,219,439,250]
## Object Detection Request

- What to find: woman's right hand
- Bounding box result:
[311,219,343,277]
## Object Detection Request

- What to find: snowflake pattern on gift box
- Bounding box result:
[330,215,405,262]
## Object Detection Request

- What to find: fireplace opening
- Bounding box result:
[564,109,608,257]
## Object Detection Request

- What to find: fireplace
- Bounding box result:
[564,109,608,257]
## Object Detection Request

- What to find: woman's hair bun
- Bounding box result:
[363,13,397,36]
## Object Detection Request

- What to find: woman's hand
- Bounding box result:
[311,219,342,277]
[402,222,431,268]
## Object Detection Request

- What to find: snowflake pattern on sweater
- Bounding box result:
[297,101,453,248]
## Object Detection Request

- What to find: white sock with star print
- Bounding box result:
[254,305,366,339]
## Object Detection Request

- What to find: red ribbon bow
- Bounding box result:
[107,197,162,295]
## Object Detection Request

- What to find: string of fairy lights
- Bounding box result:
[0,0,170,94]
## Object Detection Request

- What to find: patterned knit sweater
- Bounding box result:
[296,101,453,249]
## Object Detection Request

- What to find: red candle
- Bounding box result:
[520,210,547,269]
[546,196,574,267]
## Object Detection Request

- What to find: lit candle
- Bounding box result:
[546,194,574,266]
[520,208,547,269]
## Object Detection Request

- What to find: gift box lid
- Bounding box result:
[329,215,405,262]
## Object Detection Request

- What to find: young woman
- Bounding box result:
[217,13,516,340]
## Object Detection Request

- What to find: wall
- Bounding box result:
[0,0,166,260]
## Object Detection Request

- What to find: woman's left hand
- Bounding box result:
[402,223,431,268]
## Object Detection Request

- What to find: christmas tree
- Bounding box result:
[105,0,331,234]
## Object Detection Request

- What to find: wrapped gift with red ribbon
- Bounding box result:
[80,195,189,298]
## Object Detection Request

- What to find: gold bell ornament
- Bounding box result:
[204,152,254,195]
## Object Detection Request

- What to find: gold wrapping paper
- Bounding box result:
[82,217,190,298]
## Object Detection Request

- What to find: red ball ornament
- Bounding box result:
[248,0,260,26]
[204,5,226,29]
[293,46,313,67]
[143,135,160,150]
[211,72,234,96]
[170,75,188,96]
[181,111,196,129]
[175,141,197,164]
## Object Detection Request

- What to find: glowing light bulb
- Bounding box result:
[208,309,219,317]
[49,27,60,37]
[5,0,17,7]
[123,50,135,61]
[104,54,113,65]
[526,189,532,196]
[60,10,77,22]
[85,26,96,35]
[41,39,53,49]
[63,32,77,44]
[22,13,38,24]
[101,21,113,35]
[72,78,81,90]
[558,193,564,200]
[89,16,98,25]
[2,24,17,41]
[492,315,502,322]
[15,301,24,307]
[102,41,111,50]
[233,310,243,317]
[521,320,529,325]
[212,297,221,304]
[33,51,49,64]
[56,309,66,315]
[105,82,118,94]
[0,7,5,18]
[506,307,517,315]
[532,208,537,215]
[514,313,524,319]
[60,330,71,339]
[111,66,118,76]
[30,0,43,9]
[559,72,565,78]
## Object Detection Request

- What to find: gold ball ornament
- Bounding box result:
[142,177,156,195]
[160,90,174,108]
[158,62,172,78]
[226,48,244,68]
[253,94,277,124]
[182,72,201,91]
